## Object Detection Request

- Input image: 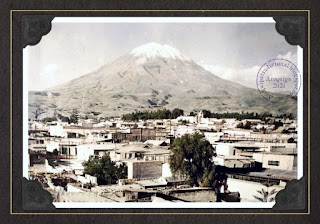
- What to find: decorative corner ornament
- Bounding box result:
[22,15,55,48]
[22,177,55,210]
[273,16,305,48]
[273,176,305,210]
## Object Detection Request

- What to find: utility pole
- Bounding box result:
[140,128,142,142]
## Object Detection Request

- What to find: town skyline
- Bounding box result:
[27,109,299,205]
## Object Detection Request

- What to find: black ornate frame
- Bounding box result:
[3,4,318,223]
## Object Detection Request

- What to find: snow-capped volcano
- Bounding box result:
[29,42,297,118]
[130,42,191,61]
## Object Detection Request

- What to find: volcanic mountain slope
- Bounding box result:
[29,42,297,119]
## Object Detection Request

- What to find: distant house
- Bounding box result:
[252,152,297,171]
[29,144,47,166]
[153,120,166,129]
[175,125,197,137]
[77,143,115,161]
[213,155,255,169]
[114,143,172,179]
[203,132,223,144]
[127,160,163,179]
[112,128,157,142]
[49,124,65,137]
[115,143,171,163]
[214,143,236,156]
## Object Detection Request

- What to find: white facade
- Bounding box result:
[252,153,296,170]
[45,140,60,152]
[76,143,115,161]
[215,143,235,156]
[176,125,196,137]
[204,132,223,144]
[162,162,173,178]
[49,125,65,137]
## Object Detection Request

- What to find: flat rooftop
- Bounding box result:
[216,155,255,160]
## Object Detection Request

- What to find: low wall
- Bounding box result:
[167,189,216,202]
[127,161,163,179]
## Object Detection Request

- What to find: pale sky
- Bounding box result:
[27,19,297,91]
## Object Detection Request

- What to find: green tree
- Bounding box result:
[69,109,79,124]
[82,154,127,185]
[202,110,212,118]
[169,133,216,187]
[244,121,252,130]
[42,117,57,123]
[122,108,184,121]
[236,122,244,129]
[171,108,184,119]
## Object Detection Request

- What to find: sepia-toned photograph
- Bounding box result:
[24,17,303,208]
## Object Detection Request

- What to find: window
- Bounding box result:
[268,160,280,166]
[67,133,76,138]
[62,147,68,154]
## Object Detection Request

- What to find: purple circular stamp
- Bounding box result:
[256,59,301,102]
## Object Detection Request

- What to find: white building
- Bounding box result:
[77,143,116,161]
[204,132,223,144]
[252,152,297,171]
[127,160,163,179]
[49,124,65,137]
[213,155,255,168]
[175,125,197,137]
[45,140,60,153]
[214,143,236,156]
[233,141,297,152]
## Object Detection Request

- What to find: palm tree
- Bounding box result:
[253,182,278,202]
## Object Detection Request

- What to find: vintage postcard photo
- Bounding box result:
[23,17,303,209]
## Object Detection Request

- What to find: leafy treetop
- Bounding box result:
[82,154,127,185]
[169,132,216,187]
